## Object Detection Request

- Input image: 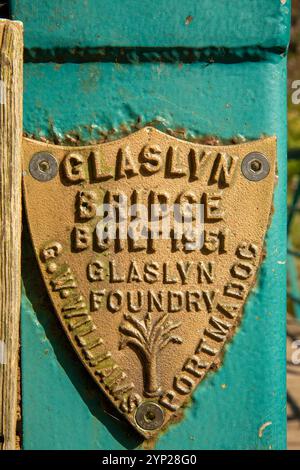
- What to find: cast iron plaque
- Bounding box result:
[22,127,276,438]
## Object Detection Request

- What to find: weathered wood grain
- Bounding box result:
[0,20,23,450]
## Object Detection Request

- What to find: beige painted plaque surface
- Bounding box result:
[22,127,276,438]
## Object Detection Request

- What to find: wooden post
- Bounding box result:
[0,20,23,450]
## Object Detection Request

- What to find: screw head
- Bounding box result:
[135,402,164,431]
[241,152,270,182]
[29,152,58,182]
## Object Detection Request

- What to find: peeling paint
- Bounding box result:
[23,120,253,147]
[258,421,272,438]
[185,16,193,26]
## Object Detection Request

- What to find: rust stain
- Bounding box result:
[23,118,252,147]
[185,15,193,26]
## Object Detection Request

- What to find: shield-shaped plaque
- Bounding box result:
[22,127,276,438]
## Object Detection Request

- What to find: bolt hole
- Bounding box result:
[39,160,50,173]
[250,160,262,173]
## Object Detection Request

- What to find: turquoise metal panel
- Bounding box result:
[23,61,286,142]
[11,0,290,49]
[20,56,287,449]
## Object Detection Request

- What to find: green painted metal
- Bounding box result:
[15,0,290,450]
[11,0,290,49]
